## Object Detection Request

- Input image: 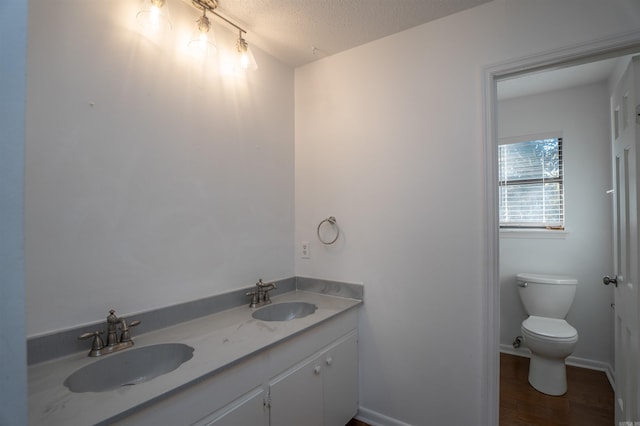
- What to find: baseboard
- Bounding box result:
[605,364,615,389]
[499,344,615,390]
[355,407,412,426]
[567,355,615,391]
[499,344,530,358]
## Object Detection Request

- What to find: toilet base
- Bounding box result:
[528,353,567,396]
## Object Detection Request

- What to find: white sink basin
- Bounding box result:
[64,343,194,393]
[252,302,317,321]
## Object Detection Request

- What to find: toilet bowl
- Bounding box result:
[516,273,579,396]
[521,316,578,395]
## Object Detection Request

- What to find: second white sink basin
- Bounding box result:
[252,302,317,321]
[64,343,194,393]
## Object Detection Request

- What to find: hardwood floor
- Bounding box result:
[500,353,613,425]
[346,419,370,426]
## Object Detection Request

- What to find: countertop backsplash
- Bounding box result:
[27,276,363,365]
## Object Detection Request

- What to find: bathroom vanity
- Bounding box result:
[28,289,361,425]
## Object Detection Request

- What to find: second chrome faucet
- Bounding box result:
[246,279,277,308]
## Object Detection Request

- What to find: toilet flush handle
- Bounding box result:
[517,281,528,288]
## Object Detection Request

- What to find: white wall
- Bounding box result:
[25,0,295,335]
[498,82,613,367]
[295,1,640,424]
[0,0,28,423]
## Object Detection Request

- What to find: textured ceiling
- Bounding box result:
[197,0,492,67]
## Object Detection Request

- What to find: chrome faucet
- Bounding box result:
[78,309,141,357]
[246,279,277,308]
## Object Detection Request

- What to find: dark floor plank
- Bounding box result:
[346,419,370,426]
[500,353,613,426]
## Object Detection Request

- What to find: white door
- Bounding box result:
[609,55,640,424]
[322,333,358,426]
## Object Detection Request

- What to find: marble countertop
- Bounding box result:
[28,290,361,426]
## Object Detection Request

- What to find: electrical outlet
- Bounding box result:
[301,241,310,259]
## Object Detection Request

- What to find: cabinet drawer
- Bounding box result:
[111,352,267,426]
[266,308,358,378]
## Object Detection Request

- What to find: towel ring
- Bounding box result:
[317,216,339,245]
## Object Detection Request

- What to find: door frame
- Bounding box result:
[482,30,640,425]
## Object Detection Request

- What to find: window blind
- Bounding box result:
[498,137,564,228]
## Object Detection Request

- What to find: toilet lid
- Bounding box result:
[522,316,578,340]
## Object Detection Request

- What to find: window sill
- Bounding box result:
[499,228,569,239]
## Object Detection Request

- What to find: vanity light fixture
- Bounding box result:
[191,0,258,71]
[148,0,258,71]
[136,0,173,32]
[137,0,258,70]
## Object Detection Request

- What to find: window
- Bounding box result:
[498,136,564,229]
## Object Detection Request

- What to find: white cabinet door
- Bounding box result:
[322,333,358,426]
[199,387,266,426]
[268,331,358,426]
[269,356,324,426]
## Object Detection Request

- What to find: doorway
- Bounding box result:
[482,31,640,425]
[497,58,618,370]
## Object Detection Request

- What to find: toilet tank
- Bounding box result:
[516,272,577,318]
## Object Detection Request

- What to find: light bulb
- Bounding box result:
[236,33,257,71]
[188,12,217,58]
[149,6,161,27]
[137,0,172,33]
[240,52,250,69]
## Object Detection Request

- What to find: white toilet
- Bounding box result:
[516,272,579,396]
